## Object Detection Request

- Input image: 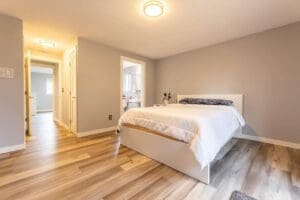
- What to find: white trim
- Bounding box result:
[53,118,70,131]
[56,120,70,130]
[53,117,60,123]
[0,143,26,155]
[76,126,117,137]
[37,109,53,113]
[120,56,146,115]
[27,52,62,135]
[69,48,77,134]
[61,122,70,130]
[30,55,62,64]
[235,134,300,149]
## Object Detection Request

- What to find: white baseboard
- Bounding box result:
[76,126,117,137]
[60,122,70,130]
[54,119,69,130]
[53,118,59,123]
[235,134,300,149]
[0,143,26,155]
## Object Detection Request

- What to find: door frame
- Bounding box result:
[120,56,146,115]
[68,48,77,134]
[24,51,62,135]
[24,51,32,135]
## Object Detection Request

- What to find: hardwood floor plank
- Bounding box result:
[267,145,291,172]
[72,160,160,200]
[289,148,300,188]
[0,152,91,188]
[184,182,217,200]
[164,176,198,200]
[129,177,171,200]
[103,165,170,200]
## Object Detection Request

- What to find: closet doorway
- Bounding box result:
[120,56,146,114]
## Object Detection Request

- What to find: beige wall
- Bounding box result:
[155,22,300,143]
[0,15,24,148]
[76,38,156,132]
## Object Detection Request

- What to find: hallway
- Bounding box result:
[27,112,72,146]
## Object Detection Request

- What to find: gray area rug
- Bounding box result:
[230,191,257,200]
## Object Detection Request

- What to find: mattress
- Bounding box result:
[118,104,245,168]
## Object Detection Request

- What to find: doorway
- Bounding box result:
[25,52,61,136]
[31,64,54,115]
[120,56,145,114]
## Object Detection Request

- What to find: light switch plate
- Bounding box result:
[0,67,14,79]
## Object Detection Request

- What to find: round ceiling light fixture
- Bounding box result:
[144,1,164,17]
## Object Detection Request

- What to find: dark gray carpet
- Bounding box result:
[230,191,257,200]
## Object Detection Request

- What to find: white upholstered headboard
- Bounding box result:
[177,94,244,115]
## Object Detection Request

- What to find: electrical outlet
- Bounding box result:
[108,115,113,120]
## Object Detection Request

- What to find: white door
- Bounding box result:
[120,57,146,114]
[70,50,77,133]
[25,52,32,135]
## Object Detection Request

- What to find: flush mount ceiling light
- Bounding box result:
[35,39,56,48]
[144,0,164,17]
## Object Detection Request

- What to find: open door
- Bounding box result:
[69,49,77,133]
[25,52,32,135]
[120,56,146,115]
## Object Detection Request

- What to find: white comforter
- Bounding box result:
[118,104,245,168]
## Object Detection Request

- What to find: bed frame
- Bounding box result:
[120,94,243,184]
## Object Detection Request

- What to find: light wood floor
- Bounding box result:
[0,112,299,200]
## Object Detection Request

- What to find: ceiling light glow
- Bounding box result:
[144,1,164,17]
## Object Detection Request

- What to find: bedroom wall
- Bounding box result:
[155,22,300,144]
[0,14,24,151]
[76,38,156,133]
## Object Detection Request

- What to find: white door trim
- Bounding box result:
[120,56,146,115]
[69,48,77,134]
[24,51,32,135]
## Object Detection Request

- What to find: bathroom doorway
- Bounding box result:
[120,56,145,114]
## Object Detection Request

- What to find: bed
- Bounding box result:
[118,94,245,184]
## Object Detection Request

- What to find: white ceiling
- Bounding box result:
[0,0,300,59]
